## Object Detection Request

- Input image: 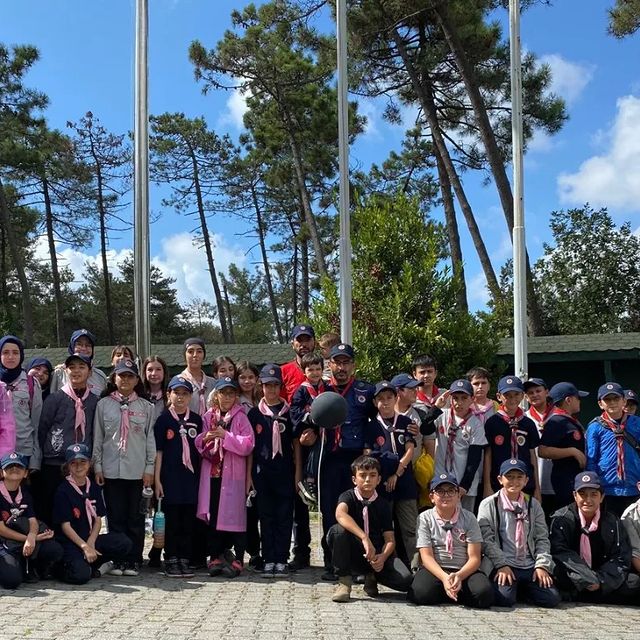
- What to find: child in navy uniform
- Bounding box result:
[154,376,202,578]
[53,444,131,584]
[248,364,296,578]
[0,453,62,588]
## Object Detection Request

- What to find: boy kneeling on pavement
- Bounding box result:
[328,455,412,602]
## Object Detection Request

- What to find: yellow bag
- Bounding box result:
[414,451,435,509]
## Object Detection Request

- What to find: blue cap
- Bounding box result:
[625,389,638,403]
[330,343,355,359]
[499,458,529,476]
[431,472,459,491]
[523,377,547,390]
[69,329,95,355]
[449,379,473,396]
[390,373,420,389]
[65,443,91,463]
[259,364,282,384]
[65,353,92,368]
[114,359,139,377]
[291,324,315,340]
[168,376,193,392]
[27,357,52,373]
[574,471,602,491]
[498,376,525,394]
[374,381,397,396]
[0,452,27,469]
[598,382,625,400]
[215,376,239,391]
[548,382,589,404]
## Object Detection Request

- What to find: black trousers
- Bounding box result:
[0,538,64,589]
[103,478,145,564]
[255,472,294,565]
[604,494,638,518]
[246,502,261,559]
[327,524,412,592]
[34,463,65,526]
[57,532,131,585]
[208,477,246,561]
[292,448,312,562]
[163,503,196,561]
[408,567,494,608]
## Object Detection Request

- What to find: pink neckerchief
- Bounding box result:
[599,412,627,480]
[0,481,23,517]
[169,407,194,473]
[579,508,601,568]
[66,475,97,529]
[258,398,290,458]
[435,506,461,558]
[110,391,139,452]
[182,370,207,415]
[377,413,400,454]
[61,384,90,442]
[354,487,378,537]
[472,399,494,423]
[497,406,526,458]
[446,410,472,473]
[499,489,528,560]
[301,380,325,399]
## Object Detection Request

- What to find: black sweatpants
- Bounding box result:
[255,471,294,565]
[245,501,261,560]
[208,477,245,561]
[408,567,494,608]
[35,463,65,526]
[163,503,196,561]
[0,538,64,589]
[103,478,145,564]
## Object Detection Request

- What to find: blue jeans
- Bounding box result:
[493,566,561,608]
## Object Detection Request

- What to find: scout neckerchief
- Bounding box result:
[182,369,207,415]
[258,398,290,458]
[66,475,97,529]
[579,508,600,568]
[0,481,24,520]
[599,412,627,480]
[528,403,553,432]
[377,413,400,454]
[499,489,528,560]
[446,410,473,473]
[435,505,460,558]
[551,406,582,426]
[354,487,378,537]
[169,407,194,472]
[300,380,325,399]
[497,406,526,459]
[417,384,439,407]
[61,384,90,442]
[110,391,139,452]
[329,377,355,451]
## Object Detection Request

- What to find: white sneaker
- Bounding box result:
[123,563,140,576]
[97,561,114,577]
[109,563,124,576]
[262,562,275,578]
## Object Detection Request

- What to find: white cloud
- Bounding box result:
[467,271,490,307]
[217,88,249,130]
[557,95,640,211]
[357,98,381,138]
[527,129,555,154]
[539,54,594,105]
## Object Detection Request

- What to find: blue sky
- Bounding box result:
[2,0,640,311]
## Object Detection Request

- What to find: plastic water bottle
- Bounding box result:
[140,486,154,515]
[152,499,165,549]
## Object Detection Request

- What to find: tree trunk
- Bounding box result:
[287,214,299,327]
[301,233,310,318]
[221,276,235,343]
[42,177,64,346]
[434,144,468,312]
[433,3,544,335]
[0,221,6,309]
[189,149,230,343]
[0,179,34,346]
[390,27,501,300]
[251,183,283,343]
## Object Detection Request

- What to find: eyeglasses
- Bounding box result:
[434,488,458,497]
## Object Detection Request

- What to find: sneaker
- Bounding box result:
[273,563,288,578]
[220,549,239,578]
[262,562,275,578]
[321,568,338,582]
[23,568,40,584]
[297,481,317,506]
[109,563,124,577]
[222,559,243,578]
[207,558,225,577]
[179,559,194,578]
[287,556,310,572]
[247,555,264,573]
[96,561,114,577]
[363,573,379,597]
[164,558,182,578]
[332,577,352,603]
[123,563,140,577]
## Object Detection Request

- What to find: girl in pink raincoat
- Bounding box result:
[195,376,254,578]
[0,380,16,456]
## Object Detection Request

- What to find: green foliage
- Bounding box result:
[608,0,640,37]
[312,195,499,383]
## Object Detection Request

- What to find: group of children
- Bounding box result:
[1,325,640,611]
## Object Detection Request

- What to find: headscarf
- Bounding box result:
[0,336,24,385]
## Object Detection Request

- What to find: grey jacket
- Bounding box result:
[478,491,554,574]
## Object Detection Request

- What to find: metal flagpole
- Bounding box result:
[336,0,352,345]
[509,0,528,381]
[134,0,151,362]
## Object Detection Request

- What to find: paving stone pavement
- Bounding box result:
[1,562,640,640]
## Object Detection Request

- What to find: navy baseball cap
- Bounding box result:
[291,324,315,340]
[598,382,624,400]
[329,343,355,359]
[498,376,524,394]
[65,443,91,462]
[625,389,639,403]
[449,379,474,396]
[523,377,547,390]
[215,376,239,391]
[374,381,397,396]
[499,458,528,476]
[65,353,92,368]
[574,471,602,491]
[168,376,193,393]
[390,373,420,390]
[114,359,139,377]
[259,364,282,384]
[0,452,27,469]
[548,382,589,404]
[431,472,459,491]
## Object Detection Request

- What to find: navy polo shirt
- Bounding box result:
[53,479,106,541]
[541,413,585,496]
[248,404,295,477]
[154,409,202,505]
[332,379,376,455]
[338,488,393,553]
[0,483,35,524]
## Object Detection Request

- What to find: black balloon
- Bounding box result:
[310,391,348,429]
